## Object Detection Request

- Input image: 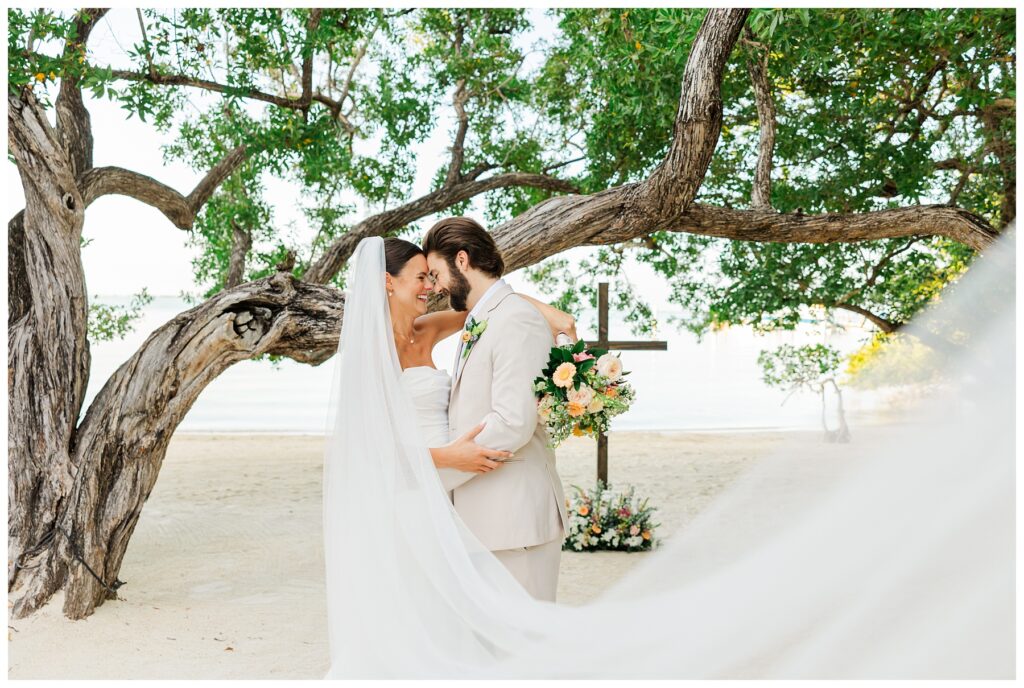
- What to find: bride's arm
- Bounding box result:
[415,309,468,345]
[518,294,578,342]
[430,423,512,472]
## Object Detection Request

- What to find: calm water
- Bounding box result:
[80,295,887,434]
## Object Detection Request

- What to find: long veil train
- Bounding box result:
[322,231,1014,679]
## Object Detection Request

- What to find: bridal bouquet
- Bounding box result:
[532,340,635,447]
[563,481,659,552]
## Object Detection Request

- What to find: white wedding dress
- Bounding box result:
[322,234,1014,679]
[399,366,451,449]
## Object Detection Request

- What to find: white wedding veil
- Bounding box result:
[321,236,560,678]
[323,231,1014,679]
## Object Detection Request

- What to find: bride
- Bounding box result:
[372,236,576,480]
[322,232,1013,679]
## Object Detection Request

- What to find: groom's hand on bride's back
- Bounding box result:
[447,422,513,473]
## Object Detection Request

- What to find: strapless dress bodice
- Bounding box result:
[400,366,452,447]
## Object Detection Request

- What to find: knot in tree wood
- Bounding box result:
[268,271,294,294]
[230,305,274,341]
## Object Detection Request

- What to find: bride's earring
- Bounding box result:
[388,290,394,297]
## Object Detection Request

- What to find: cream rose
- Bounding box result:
[596,353,623,381]
[552,362,577,388]
[587,397,604,413]
[567,384,594,407]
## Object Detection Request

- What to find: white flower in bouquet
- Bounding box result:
[567,384,594,407]
[596,353,623,381]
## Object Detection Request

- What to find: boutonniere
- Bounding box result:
[460,317,488,359]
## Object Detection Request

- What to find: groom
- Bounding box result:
[423,217,569,602]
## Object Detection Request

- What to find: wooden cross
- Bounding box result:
[593,282,668,485]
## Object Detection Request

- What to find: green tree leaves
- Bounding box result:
[8,8,1014,341]
[527,8,1014,336]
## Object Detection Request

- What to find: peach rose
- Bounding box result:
[552,362,577,388]
[461,330,473,343]
[642,530,651,540]
[591,524,602,534]
[605,386,618,398]
[578,504,590,516]
[567,384,594,407]
[567,401,586,417]
[596,353,623,381]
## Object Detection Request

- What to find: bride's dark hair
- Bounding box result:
[383,237,424,276]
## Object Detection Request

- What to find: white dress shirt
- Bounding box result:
[452,278,507,377]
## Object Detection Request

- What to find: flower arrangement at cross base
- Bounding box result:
[533,339,636,448]
[562,481,659,552]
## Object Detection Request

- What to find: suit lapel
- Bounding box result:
[450,284,515,404]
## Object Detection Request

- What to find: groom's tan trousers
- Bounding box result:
[492,538,562,602]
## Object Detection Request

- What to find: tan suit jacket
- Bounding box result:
[439,283,568,551]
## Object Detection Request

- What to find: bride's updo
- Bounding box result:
[383,237,424,276]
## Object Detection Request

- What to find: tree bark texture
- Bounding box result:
[8,91,91,607]
[39,273,341,619]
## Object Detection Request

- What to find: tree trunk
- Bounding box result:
[7,91,91,603]
[830,379,851,444]
[12,268,344,619]
[820,378,851,444]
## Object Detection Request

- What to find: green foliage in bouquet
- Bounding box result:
[562,481,659,553]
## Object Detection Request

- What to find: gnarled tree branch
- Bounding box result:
[298,9,322,118]
[107,67,342,114]
[303,171,579,284]
[77,145,247,229]
[494,199,998,274]
[629,9,750,220]
[833,303,898,333]
[55,8,108,179]
[444,79,470,188]
[226,219,253,289]
[742,26,776,210]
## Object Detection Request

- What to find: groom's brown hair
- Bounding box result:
[422,217,505,279]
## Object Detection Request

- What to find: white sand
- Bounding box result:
[8,430,817,679]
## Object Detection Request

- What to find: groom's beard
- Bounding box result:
[445,263,472,312]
